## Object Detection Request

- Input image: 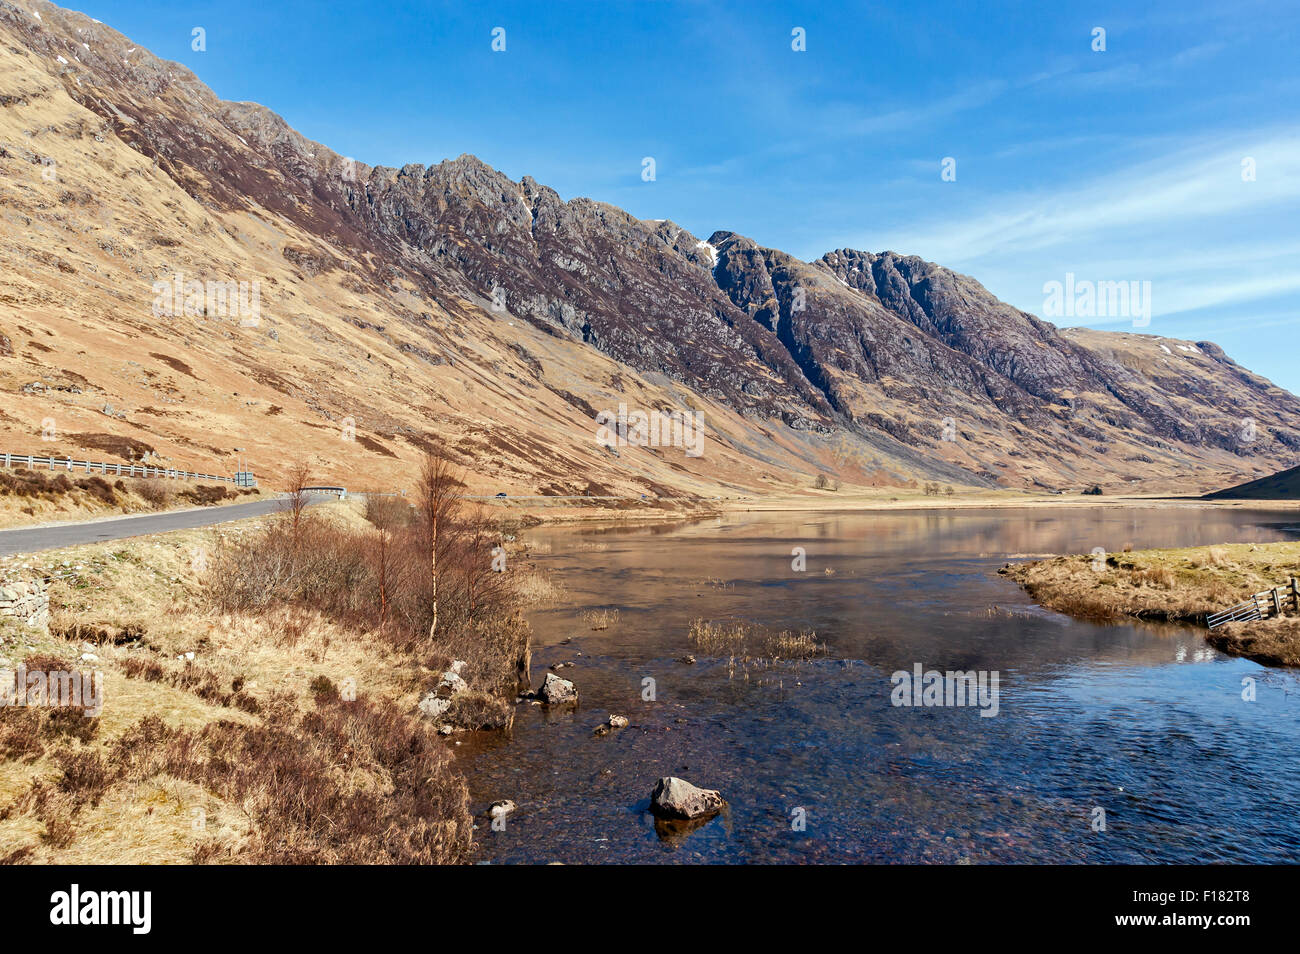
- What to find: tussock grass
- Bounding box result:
[1001,541,1300,623]
[581,608,620,631]
[695,577,733,590]
[688,618,824,662]
[515,571,563,605]
[1001,540,1300,666]
[1208,617,1300,667]
[688,619,749,655]
[0,467,260,527]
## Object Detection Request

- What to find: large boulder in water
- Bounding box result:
[537,671,578,706]
[650,776,725,819]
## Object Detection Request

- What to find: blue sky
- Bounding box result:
[75,0,1300,391]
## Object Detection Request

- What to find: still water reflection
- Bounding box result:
[455,507,1300,863]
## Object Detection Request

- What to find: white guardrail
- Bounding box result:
[1,452,237,483]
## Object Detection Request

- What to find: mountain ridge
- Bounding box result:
[1,0,1296,497]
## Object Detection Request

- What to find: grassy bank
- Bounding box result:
[0,456,553,863]
[0,466,262,528]
[1000,541,1300,666]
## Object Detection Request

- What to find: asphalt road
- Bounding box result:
[0,497,292,556]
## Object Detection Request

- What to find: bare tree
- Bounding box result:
[460,503,508,621]
[417,444,463,641]
[283,461,312,544]
[374,528,391,629]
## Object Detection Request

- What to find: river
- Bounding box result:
[455,506,1300,863]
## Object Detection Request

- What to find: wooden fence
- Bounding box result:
[1207,578,1300,629]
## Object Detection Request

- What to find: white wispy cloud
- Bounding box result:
[877,132,1300,264]
[866,129,1300,327]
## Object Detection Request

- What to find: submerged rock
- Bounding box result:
[649,776,726,819]
[593,713,629,737]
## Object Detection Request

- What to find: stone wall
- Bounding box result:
[0,579,49,630]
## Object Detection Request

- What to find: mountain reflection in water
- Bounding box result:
[455,507,1300,864]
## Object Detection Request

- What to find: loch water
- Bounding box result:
[455,507,1300,864]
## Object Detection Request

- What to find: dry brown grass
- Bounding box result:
[1,693,471,865]
[515,570,563,605]
[1001,541,1300,624]
[1207,617,1300,667]
[688,618,824,661]
[688,618,750,655]
[0,462,530,864]
[581,608,620,631]
[1002,540,1300,666]
[695,577,733,590]
[0,468,260,527]
[765,629,823,659]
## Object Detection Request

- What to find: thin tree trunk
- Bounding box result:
[429,511,438,639]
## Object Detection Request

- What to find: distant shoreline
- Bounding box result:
[474,491,1300,526]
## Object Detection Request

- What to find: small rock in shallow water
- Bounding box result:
[489,800,516,818]
[678,654,696,664]
[593,713,629,736]
[649,776,725,820]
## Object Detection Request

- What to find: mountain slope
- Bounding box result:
[1,0,1296,496]
[1204,464,1300,500]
